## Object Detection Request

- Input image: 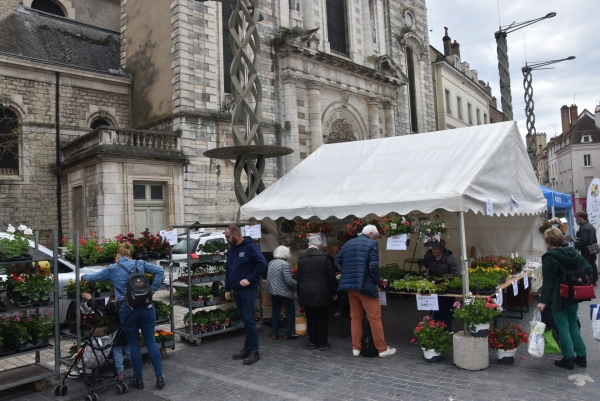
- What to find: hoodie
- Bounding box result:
[225,236,267,292]
[540,247,592,311]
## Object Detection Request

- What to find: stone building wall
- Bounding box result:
[0,0,19,20]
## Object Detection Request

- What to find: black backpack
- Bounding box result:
[117,261,153,308]
[361,321,378,357]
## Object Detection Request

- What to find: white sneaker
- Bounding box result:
[352,349,360,357]
[378,346,397,358]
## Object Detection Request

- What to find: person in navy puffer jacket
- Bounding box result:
[335,224,396,358]
[224,225,267,365]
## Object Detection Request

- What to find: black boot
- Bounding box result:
[129,377,144,389]
[554,357,575,370]
[574,355,587,368]
[232,348,250,360]
[156,374,165,389]
[243,351,260,365]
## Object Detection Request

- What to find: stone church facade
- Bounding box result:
[0,0,434,245]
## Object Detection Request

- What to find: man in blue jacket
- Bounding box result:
[224,224,267,365]
[336,225,396,358]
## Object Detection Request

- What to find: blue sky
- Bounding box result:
[426,0,600,141]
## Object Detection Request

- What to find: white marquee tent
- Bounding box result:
[240,121,548,289]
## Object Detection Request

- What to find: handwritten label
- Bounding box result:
[386,234,408,250]
[379,292,387,306]
[416,294,439,311]
[486,199,494,216]
[512,280,519,296]
[159,229,178,245]
[496,290,503,307]
[244,225,262,239]
[523,274,529,289]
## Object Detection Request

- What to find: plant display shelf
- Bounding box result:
[175,324,245,345]
[140,338,175,357]
[0,234,60,393]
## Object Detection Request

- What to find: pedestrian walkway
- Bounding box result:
[2,296,599,401]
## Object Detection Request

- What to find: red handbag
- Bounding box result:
[559,270,596,303]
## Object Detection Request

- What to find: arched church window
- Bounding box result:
[0,108,20,175]
[91,118,110,130]
[222,4,233,94]
[326,0,348,55]
[31,0,66,17]
[406,47,418,133]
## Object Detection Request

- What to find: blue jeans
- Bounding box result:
[118,304,163,379]
[233,288,259,352]
[113,344,131,373]
[271,295,295,337]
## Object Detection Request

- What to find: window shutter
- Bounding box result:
[222,5,233,94]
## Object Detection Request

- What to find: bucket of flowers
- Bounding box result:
[538,217,565,233]
[411,316,453,363]
[380,214,414,248]
[452,293,502,337]
[488,323,528,364]
[416,220,448,247]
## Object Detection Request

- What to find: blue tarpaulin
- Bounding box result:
[540,185,573,209]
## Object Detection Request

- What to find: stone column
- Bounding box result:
[367,98,380,139]
[307,81,324,153]
[361,0,373,58]
[384,101,395,137]
[283,76,301,172]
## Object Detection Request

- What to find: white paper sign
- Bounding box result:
[523,274,529,289]
[416,294,439,311]
[379,291,387,306]
[512,280,519,296]
[496,290,503,307]
[244,225,262,239]
[486,199,494,216]
[159,229,178,245]
[306,233,326,246]
[386,234,407,250]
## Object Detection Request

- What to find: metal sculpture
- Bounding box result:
[494,12,556,121]
[203,0,293,208]
[522,56,575,172]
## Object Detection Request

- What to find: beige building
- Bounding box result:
[0,0,435,245]
[429,28,496,131]
[547,104,600,212]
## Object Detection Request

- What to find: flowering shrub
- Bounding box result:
[0,224,33,258]
[63,233,121,265]
[538,217,563,233]
[379,215,414,237]
[294,219,332,239]
[410,316,452,353]
[452,293,502,331]
[346,218,366,236]
[7,267,54,303]
[416,220,447,242]
[488,323,528,350]
[471,255,525,275]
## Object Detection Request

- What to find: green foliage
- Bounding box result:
[153,301,171,319]
[0,224,32,258]
[453,294,502,330]
[8,269,54,303]
[199,241,228,254]
[411,316,453,353]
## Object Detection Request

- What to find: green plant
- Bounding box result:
[452,294,502,331]
[0,315,32,347]
[63,235,103,265]
[199,241,228,254]
[175,286,211,301]
[20,310,54,344]
[154,301,171,319]
[447,276,463,289]
[8,268,54,303]
[488,323,529,350]
[0,224,33,258]
[469,272,499,290]
[411,316,452,353]
[538,217,562,233]
[293,218,332,239]
[296,308,306,318]
[416,220,447,241]
[379,215,414,236]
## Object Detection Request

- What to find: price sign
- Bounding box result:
[496,290,503,307]
[386,234,408,250]
[523,274,529,289]
[159,229,178,245]
[416,294,439,311]
[512,280,519,296]
[244,225,262,239]
[379,292,387,306]
[486,199,494,216]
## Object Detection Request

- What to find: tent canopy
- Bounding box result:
[240,121,547,220]
[540,185,573,209]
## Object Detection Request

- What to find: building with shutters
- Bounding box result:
[0,0,435,245]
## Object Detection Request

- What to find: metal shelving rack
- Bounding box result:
[0,229,61,392]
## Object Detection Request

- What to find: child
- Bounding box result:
[82,288,131,381]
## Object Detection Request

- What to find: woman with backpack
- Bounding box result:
[537,228,592,370]
[82,243,165,389]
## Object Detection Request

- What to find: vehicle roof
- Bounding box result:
[176,231,225,239]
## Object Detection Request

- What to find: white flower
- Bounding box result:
[391,223,397,229]
[6,225,15,234]
[17,224,27,231]
[24,228,33,236]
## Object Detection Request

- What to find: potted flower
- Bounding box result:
[380,214,414,241]
[295,308,307,336]
[153,301,171,322]
[538,217,564,233]
[411,316,452,362]
[0,314,32,351]
[452,293,502,336]
[0,224,33,260]
[7,268,54,306]
[488,323,528,364]
[293,218,332,239]
[416,220,447,246]
[346,218,366,236]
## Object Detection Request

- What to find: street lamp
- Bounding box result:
[522,56,575,172]
[495,12,556,121]
[201,0,292,210]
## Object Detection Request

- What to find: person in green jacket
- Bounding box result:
[537,227,592,370]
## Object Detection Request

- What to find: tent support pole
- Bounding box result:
[552,205,555,219]
[458,211,469,296]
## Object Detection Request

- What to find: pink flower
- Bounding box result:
[453,302,461,309]
[410,338,416,344]
[423,316,430,320]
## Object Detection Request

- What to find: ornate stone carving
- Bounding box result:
[327,118,356,143]
[221,93,235,116]
[290,0,299,12]
[341,91,350,108]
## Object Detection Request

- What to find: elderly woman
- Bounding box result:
[418,240,459,331]
[265,245,298,340]
[537,227,592,370]
[298,235,337,350]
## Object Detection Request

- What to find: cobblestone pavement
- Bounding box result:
[1,293,599,401]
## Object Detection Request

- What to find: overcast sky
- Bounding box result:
[426,0,600,141]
